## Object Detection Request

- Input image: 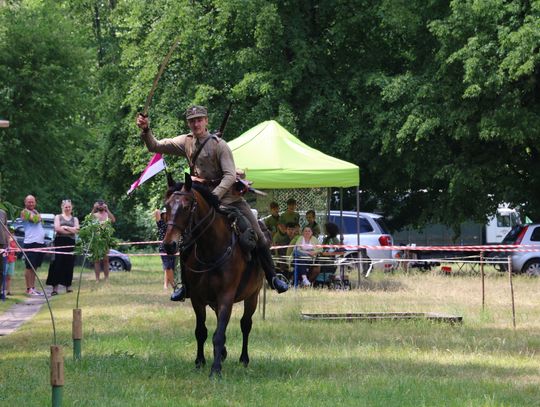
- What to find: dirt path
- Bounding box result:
[0,295,47,336]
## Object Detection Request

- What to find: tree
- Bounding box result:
[0,3,94,212]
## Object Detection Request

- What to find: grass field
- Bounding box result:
[1,257,539,406]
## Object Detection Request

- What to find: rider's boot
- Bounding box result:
[170,284,186,302]
[257,245,289,294]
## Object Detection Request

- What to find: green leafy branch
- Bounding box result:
[75,214,117,262]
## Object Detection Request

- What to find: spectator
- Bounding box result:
[304,210,321,238]
[322,222,341,248]
[279,198,300,227]
[91,199,116,282]
[318,222,342,280]
[155,209,176,290]
[285,222,301,258]
[272,222,291,276]
[3,231,17,296]
[0,209,9,295]
[263,201,280,238]
[21,195,45,296]
[293,226,322,287]
[46,199,79,295]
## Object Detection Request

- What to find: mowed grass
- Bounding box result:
[1,257,539,406]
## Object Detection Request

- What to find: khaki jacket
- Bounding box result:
[141,129,240,204]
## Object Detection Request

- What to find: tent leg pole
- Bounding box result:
[356,186,362,288]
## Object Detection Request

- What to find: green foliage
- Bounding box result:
[2,0,540,237]
[0,2,95,212]
[75,214,117,261]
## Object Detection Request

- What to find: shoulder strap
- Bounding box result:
[189,134,219,175]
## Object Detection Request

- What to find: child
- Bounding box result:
[4,233,17,295]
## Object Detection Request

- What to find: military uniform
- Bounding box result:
[138,105,288,297]
[140,128,268,245]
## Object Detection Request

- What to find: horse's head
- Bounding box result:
[162,173,195,255]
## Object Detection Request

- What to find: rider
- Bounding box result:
[136,105,289,301]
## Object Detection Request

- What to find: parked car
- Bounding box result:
[326,210,396,273]
[8,216,131,272]
[495,223,540,276]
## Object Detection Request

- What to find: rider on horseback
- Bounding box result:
[136,105,289,301]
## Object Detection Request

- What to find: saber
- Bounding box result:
[140,36,181,116]
[214,101,233,138]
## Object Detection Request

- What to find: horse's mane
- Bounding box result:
[166,181,221,209]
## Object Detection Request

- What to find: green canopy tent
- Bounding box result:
[229,120,364,295]
[228,120,359,189]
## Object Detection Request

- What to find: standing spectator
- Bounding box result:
[279,198,300,227]
[91,199,115,282]
[46,199,79,295]
[154,209,176,290]
[3,232,17,296]
[0,208,9,295]
[263,201,281,238]
[21,195,45,296]
[304,210,321,238]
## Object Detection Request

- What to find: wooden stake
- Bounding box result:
[508,256,516,329]
[480,252,485,311]
[73,308,83,360]
[50,345,64,386]
[72,309,82,340]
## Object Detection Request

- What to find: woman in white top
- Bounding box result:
[293,226,322,287]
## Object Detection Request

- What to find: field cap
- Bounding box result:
[185,105,208,120]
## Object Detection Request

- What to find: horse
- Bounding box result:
[162,173,264,377]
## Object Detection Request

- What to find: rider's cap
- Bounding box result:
[185,105,208,120]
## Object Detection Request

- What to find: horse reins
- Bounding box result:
[167,190,236,273]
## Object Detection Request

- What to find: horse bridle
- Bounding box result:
[167,190,235,273]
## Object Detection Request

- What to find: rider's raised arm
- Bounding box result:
[140,128,188,157]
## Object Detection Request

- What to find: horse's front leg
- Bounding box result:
[192,302,207,369]
[210,297,234,378]
[239,292,258,367]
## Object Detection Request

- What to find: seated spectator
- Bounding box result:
[293,226,322,287]
[264,201,280,238]
[304,209,321,238]
[317,222,342,281]
[279,198,300,227]
[285,222,301,258]
[272,222,290,275]
[322,222,341,248]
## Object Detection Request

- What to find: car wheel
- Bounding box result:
[522,259,540,277]
[109,258,127,272]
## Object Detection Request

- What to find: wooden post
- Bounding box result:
[480,252,485,311]
[72,309,82,360]
[50,345,64,406]
[508,256,516,329]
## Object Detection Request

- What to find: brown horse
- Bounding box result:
[162,174,264,377]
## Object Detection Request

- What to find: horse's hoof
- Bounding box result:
[209,369,222,379]
[239,356,249,367]
[221,347,228,362]
[195,359,206,369]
